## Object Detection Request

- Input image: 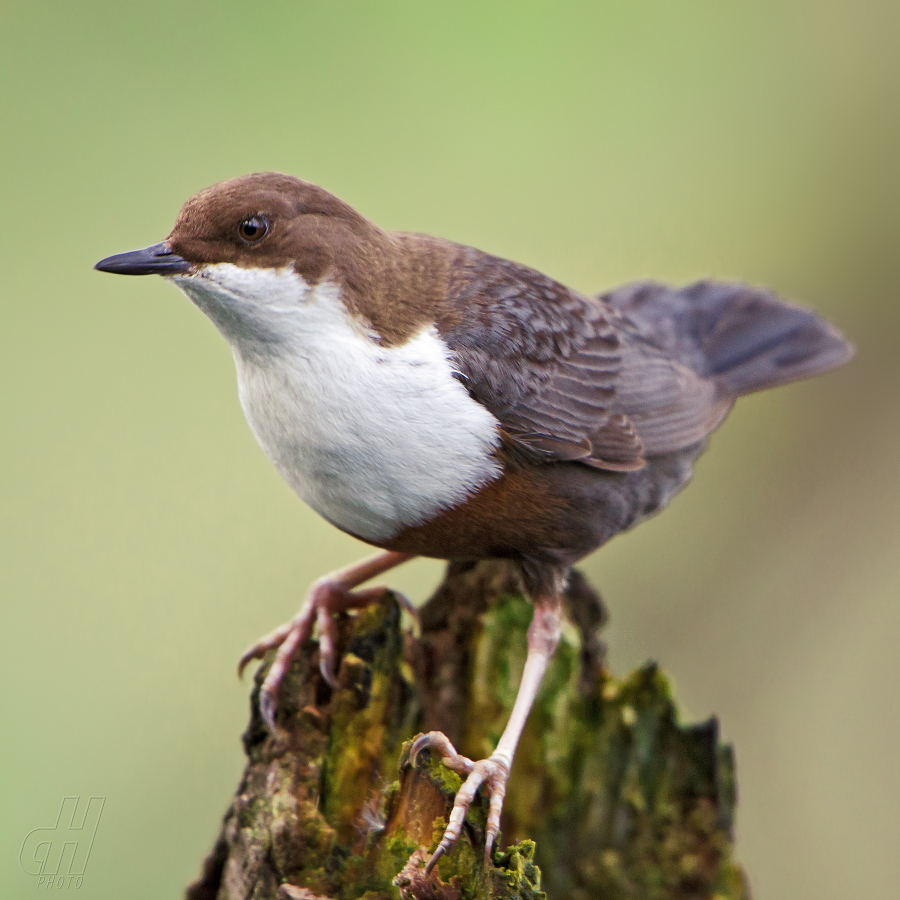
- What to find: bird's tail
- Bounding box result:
[600,280,853,397]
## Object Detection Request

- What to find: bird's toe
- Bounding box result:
[410,731,475,776]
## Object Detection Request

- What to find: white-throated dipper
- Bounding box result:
[95,172,852,871]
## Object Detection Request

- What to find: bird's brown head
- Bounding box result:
[96,173,381,284]
[96,173,453,347]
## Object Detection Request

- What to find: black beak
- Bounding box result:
[94,242,192,276]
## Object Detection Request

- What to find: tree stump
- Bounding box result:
[186,561,750,900]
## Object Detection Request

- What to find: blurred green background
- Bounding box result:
[2,2,897,897]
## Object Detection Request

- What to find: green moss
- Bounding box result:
[417,750,464,797]
[468,592,747,900]
[489,840,546,900]
[385,830,420,871]
[199,569,749,900]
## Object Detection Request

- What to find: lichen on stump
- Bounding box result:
[186,561,749,900]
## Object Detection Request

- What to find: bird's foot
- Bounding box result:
[238,580,411,731]
[410,731,510,872]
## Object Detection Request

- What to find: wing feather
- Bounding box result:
[438,248,728,470]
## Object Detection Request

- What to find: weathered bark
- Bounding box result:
[186,561,750,900]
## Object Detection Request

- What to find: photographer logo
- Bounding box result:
[19,797,105,889]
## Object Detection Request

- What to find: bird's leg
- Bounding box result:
[411,592,563,872]
[238,550,414,730]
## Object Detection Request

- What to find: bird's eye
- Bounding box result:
[238,216,270,243]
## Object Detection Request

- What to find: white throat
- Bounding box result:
[172,263,502,541]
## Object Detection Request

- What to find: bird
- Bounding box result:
[95,172,852,872]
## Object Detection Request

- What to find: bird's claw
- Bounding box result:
[410,732,510,873]
[238,580,396,731]
[258,682,280,733]
[410,731,475,775]
[237,620,295,678]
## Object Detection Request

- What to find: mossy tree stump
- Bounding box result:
[186,561,749,900]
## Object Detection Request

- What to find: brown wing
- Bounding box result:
[437,248,731,471]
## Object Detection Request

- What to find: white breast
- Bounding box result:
[172,264,502,542]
